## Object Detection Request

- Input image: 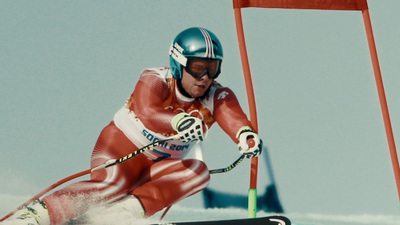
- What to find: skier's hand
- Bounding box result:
[237,126,262,158]
[172,113,207,143]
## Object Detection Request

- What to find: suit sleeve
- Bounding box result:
[213,87,254,143]
[128,72,176,134]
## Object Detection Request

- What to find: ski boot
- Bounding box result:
[1,200,50,225]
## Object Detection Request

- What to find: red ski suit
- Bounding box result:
[42,67,253,224]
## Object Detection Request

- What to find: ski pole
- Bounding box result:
[209,138,255,174]
[209,155,245,174]
[90,134,180,172]
[0,134,179,222]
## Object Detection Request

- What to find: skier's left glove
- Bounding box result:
[236,126,262,158]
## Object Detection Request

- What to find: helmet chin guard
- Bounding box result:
[169,27,223,80]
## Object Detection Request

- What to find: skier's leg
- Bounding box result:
[131,158,210,216]
[41,122,152,225]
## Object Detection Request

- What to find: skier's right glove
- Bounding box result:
[171,113,207,143]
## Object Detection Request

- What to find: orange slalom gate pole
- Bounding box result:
[233,6,259,218]
[362,8,400,202]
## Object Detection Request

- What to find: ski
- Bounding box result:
[154,216,290,225]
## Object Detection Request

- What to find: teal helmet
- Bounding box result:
[169,27,223,80]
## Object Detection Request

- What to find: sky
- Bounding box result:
[1,0,400,222]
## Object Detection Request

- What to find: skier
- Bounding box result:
[2,27,262,225]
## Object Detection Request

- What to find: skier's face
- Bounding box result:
[180,66,213,98]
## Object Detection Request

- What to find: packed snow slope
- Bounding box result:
[1,196,400,225]
[76,205,400,225]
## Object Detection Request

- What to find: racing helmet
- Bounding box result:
[169,27,223,80]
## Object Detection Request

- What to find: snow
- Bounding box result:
[158,206,400,225]
[74,205,400,225]
[2,198,400,225]
[2,190,400,225]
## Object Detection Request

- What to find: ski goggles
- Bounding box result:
[185,58,222,79]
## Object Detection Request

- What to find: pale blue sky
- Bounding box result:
[1,0,400,219]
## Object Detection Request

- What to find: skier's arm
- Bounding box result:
[213,87,262,157]
[213,87,253,143]
[129,73,175,133]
